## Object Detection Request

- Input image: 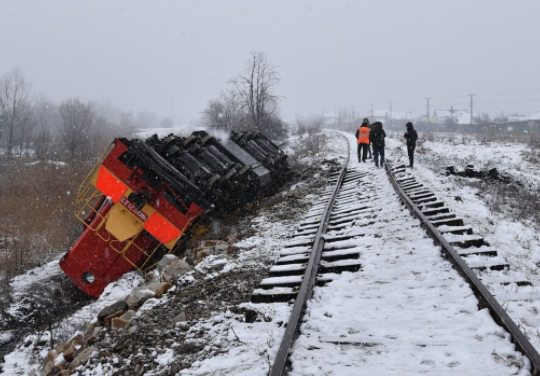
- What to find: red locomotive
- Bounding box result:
[60,131,289,297]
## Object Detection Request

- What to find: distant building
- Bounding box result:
[432,110,476,125]
[527,112,540,120]
[506,112,540,129]
[508,115,529,122]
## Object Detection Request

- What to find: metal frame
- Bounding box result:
[74,183,165,271]
[269,135,350,376]
[385,162,540,376]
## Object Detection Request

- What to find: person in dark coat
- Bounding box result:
[404,122,418,168]
[366,121,373,159]
[355,118,370,162]
[369,121,386,168]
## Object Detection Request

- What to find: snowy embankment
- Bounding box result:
[1,263,144,376]
[418,137,540,188]
[0,130,346,375]
[387,134,540,351]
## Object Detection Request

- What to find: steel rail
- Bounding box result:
[269,134,350,376]
[385,162,540,376]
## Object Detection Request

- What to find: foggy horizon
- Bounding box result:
[1,0,540,124]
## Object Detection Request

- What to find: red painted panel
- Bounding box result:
[144,212,181,244]
[95,166,127,204]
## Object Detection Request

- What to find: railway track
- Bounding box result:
[252,132,540,376]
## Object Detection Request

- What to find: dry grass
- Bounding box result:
[470,179,540,225]
[0,160,89,281]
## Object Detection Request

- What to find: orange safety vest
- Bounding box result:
[357,126,370,144]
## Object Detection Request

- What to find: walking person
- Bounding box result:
[355,119,370,162]
[404,122,418,168]
[369,121,386,168]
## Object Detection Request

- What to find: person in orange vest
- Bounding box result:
[355,118,371,162]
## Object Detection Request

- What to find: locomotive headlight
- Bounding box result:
[82,271,95,284]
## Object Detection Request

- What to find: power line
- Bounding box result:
[367,86,540,108]
[477,87,540,97]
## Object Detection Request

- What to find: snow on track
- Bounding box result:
[288,133,530,375]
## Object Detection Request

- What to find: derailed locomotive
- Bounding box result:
[60,130,289,297]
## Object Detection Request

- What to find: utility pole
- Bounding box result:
[425,97,431,124]
[389,101,393,127]
[449,106,454,123]
[369,104,374,119]
[468,94,475,125]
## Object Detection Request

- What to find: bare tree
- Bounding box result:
[17,108,36,157]
[32,97,57,160]
[474,113,492,125]
[34,127,52,160]
[232,52,280,131]
[494,113,509,124]
[0,68,32,158]
[297,115,324,136]
[203,90,247,131]
[57,98,94,161]
[261,112,288,141]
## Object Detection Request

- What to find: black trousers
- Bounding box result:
[407,144,416,167]
[358,143,369,162]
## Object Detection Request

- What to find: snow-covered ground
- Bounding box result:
[3,129,538,375]
[417,135,540,188]
[387,132,540,351]
[1,266,144,376]
[286,133,529,375]
[0,130,346,375]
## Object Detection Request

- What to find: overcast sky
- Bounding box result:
[1,0,539,123]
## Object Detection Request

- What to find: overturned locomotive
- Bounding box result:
[60,130,289,297]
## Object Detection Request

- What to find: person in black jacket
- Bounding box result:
[404,122,418,168]
[369,121,386,168]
